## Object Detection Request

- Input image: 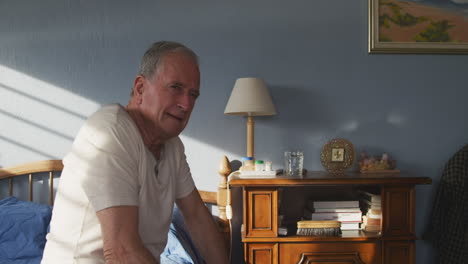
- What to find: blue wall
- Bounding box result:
[1,0,467,263]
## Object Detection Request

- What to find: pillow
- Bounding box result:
[0,196,52,264]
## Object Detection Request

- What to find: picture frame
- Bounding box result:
[320,138,355,173]
[368,0,468,54]
[331,148,345,162]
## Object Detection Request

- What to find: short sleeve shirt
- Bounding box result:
[41,104,195,264]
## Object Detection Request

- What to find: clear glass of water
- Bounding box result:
[284,150,304,176]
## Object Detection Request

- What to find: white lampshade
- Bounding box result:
[224,78,276,116]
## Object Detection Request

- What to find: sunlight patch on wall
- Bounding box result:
[180,135,240,191]
[0,65,100,166]
[340,120,359,132]
[387,112,406,125]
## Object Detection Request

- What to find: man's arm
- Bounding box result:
[176,188,229,264]
[96,206,158,264]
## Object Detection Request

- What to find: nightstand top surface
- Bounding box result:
[229,171,431,186]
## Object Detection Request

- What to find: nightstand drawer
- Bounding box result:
[244,188,278,237]
[279,242,381,264]
[245,243,278,264]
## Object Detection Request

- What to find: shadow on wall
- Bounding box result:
[270,85,335,131]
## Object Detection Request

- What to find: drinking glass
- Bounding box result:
[284,150,304,176]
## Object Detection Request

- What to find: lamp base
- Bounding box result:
[247,116,254,158]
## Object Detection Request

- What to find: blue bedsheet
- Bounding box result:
[0,197,51,264]
[161,223,196,264]
[161,206,204,264]
[0,197,201,264]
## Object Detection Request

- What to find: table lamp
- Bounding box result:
[224,77,276,158]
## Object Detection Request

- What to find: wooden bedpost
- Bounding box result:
[217,155,232,221]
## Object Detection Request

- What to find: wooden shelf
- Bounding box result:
[242,233,418,243]
[235,171,431,264]
[243,231,382,242]
[230,171,431,186]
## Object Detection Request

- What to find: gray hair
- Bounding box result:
[138,41,198,80]
[130,41,198,96]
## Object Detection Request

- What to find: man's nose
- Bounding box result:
[176,94,193,111]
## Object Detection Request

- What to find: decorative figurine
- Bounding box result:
[359,151,397,172]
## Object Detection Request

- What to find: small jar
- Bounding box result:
[241,157,254,171]
[254,160,265,171]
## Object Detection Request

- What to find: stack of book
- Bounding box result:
[359,191,382,233]
[304,200,362,231]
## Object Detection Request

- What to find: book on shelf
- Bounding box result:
[368,209,382,215]
[312,200,360,209]
[359,191,382,216]
[311,212,362,222]
[304,208,362,220]
[361,223,380,233]
[358,191,382,234]
[340,229,362,237]
[365,212,382,219]
[313,207,362,213]
[361,200,381,212]
[362,215,381,226]
[340,222,361,230]
[358,191,381,203]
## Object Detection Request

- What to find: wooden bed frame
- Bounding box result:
[0,158,232,255]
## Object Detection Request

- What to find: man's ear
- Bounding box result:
[132,75,145,102]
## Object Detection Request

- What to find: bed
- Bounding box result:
[0,159,232,264]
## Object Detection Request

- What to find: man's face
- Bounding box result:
[139,52,200,140]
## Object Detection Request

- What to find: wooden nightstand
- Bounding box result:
[230,171,431,264]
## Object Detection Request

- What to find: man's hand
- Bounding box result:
[176,189,229,264]
[96,206,158,264]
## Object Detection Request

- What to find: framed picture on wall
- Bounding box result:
[368,0,468,54]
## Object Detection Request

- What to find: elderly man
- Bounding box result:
[42,41,228,264]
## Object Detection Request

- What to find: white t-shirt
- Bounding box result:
[41,104,195,264]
